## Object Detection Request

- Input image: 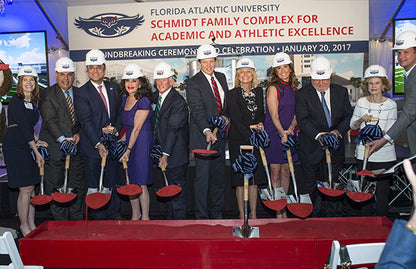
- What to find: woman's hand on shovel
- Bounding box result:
[97,143,108,158]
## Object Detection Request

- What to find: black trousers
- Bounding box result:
[44,154,85,220]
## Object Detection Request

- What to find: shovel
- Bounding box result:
[117,159,142,196]
[358,155,416,177]
[30,162,52,205]
[156,163,182,197]
[192,127,219,157]
[233,145,259,238]
[85,152,112,209]
[347,145,373,202]
[286,149,313,218]
[248,125,287,211]
[51,155,77,203]
[318,148,346,197]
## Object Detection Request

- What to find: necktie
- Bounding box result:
[154,95,162,136]
[98,85,109,115]
[321,91,332,127]
[211,76,222,115]
[65,90,75,125]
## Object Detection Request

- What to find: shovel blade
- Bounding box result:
[30,194,52,206]
[356,169,376,176]
[233,226,259,238]
[347,192,373,202]
[117,184,142,196]
[51,192,77,203]
[192,149,219,158]
[156,185,182,197]
[318,186,346,197]
[85,192,111,209]
[262,199,287,211]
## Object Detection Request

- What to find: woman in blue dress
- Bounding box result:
[3,66,48,236]
[119,63,153,220]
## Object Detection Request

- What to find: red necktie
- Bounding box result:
[211,76,222,115]
[98,85,109,114]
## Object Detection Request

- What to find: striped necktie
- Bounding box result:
[211,76,222,115]
[65,90,75,124]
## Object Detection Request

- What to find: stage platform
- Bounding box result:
[19,217,392,269]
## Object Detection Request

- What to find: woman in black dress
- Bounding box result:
[226,58,266,219]
[3,66,47,236]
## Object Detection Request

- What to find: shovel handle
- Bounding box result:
[65,155,71,169]
[122,159,127,169]
[39,162,44,176]
[212,127,218,136]
[243,175,249,201]
[364,144,370,158]
[259,147,268,166]
[325,148,331,164]
[240,145,254,151]
[159,163,167,172]
[370,117,379,121]
[101,152,107,166]
[286,150,295,172]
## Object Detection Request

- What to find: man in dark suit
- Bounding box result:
[369,31,416,160]
[39,57,85,220]
[186,44,229,219]
[74,49,123,220]
[152,62,189,219]
[295,56,352,217]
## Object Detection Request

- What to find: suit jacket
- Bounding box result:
[74,80,122,158]
[152,88,189,168]
[387,67,416,155]
[226,86,265,144]
[375,219,416,268]
[295,83,352,164]
[39,84,81,161]
[185,70,229,150]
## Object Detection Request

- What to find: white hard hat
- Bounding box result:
[392,31,416,50]
[55,57,76,73]
[236,58,255,70]
[122,63,144,79]
[272,52,292,67]
[310,56,332,80]
[17,66,38,80]
[364,65,387,78]
[196,44,218,60]
[85,49,106,66]
[153,62,174,79]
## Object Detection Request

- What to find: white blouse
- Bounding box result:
[350,97,397,162]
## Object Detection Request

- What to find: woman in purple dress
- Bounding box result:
[264,52,298,218]
[119,63,153,220]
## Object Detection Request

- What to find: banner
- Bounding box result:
[68,0,369,61]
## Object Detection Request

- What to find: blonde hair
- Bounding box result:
[234,68,258,88]
[361,77,392,95]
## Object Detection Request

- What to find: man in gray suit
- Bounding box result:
[369,31,416,158]
[186,44,229,219]
[39,57,85,220]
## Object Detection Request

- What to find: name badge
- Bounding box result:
[24,102,34,110]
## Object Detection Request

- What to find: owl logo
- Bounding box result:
[74,12,145,38]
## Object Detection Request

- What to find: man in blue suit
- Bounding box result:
[152,62,189,219]
[186,44,229,219]
[74,49,123,220]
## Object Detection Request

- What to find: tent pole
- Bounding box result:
[379,0,405,41]
[34,0,69,50]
